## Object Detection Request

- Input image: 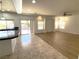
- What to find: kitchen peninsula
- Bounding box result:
[0,27,19,57]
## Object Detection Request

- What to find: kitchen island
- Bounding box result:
[0,27,19,57]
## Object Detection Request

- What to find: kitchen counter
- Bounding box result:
[0,35,18,40]
[0,27,19,40]
[0,27,19,57]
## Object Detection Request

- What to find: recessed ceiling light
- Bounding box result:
[32,0,36,4]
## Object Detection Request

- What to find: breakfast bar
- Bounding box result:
[0,27,19,57]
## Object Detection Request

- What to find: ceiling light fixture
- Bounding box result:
[37,16,43,20]
[32,0,36,4]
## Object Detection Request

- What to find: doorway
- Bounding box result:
[21,20,31,35]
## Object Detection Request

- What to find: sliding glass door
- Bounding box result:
[0,20,6,29]
[0,20,14,29]
[21,20,31,34]
[0,20,14,38]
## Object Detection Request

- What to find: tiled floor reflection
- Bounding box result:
[0,34,68,59]
[21,35,31,46]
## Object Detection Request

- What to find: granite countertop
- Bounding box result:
[0,35,18,41]
[0,27,19,41]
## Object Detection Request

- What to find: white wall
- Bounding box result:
[56,15,79,34]
[12,0,22,14]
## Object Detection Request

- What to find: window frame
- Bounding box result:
[37,18,45,30]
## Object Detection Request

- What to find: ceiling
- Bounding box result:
[0,0,15,12]
[1,0,79,15]
[23,0,79,15]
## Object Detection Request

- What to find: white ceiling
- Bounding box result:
[0,0,15,12]
[22,0,79,15]
[1,0,79,15]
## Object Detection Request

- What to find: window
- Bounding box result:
[21,20,31,34]
[38,19,45,30]
[59,19,65,29]
[55,17,66,29]
[0,20,14,38]
[7,21,14,29]
[0,20,6,29]
[0,20,14,29]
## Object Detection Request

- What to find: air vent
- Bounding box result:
[64,12,72,16]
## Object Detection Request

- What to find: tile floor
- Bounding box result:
[0,34,68,59]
